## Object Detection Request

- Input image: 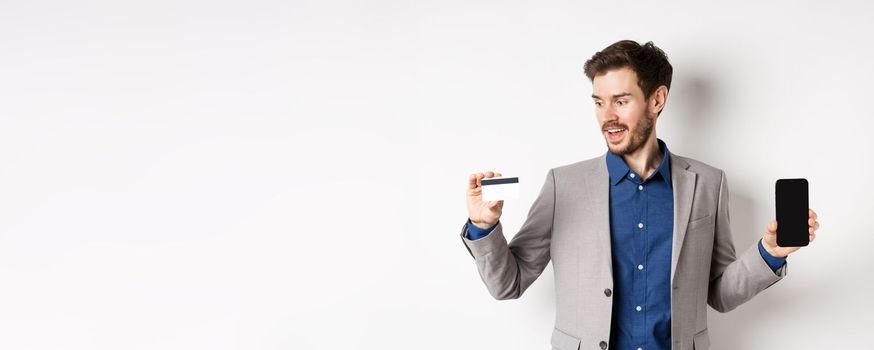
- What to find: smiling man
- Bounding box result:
[460,40,820,350]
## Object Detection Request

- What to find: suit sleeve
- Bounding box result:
[707,170,787,313]
[459,168,556,300]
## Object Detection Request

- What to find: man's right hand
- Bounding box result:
[467,171,504,229]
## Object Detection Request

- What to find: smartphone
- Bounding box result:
[775,178,809,247]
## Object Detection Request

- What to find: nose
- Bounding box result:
[599,105,619,124]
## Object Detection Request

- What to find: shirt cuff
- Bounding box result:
[758,238,787,272]
[466,218,497,240]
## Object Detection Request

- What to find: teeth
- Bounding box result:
[608,129,624,134]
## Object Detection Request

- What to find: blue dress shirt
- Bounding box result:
[465,139,785,349]
[605,139,673,350]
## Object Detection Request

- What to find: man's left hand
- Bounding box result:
[762,208,820,258]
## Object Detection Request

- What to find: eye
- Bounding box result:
[616,100,627,106]
[594,101,602,107]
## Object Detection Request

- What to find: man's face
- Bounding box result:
[591,67,656,156]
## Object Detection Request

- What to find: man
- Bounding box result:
[460,40,821,350]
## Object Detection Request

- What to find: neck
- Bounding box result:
[622,133,662,179]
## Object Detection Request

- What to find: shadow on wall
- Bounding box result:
[670,75,716,152]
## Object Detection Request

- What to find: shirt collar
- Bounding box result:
[605,138,672,186]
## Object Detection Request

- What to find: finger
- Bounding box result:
[810,233,816,243]
[495,171,502,177]
[809,209,817,220]
[476,173,485,187]
[487,200,504,208]
[468,174,478,189]
[815,221,820,230]
[809,217,816,227]
[485,171,495,178]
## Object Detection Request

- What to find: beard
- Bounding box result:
[605,113,655,156]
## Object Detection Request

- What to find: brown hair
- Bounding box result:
[584,40,673,102]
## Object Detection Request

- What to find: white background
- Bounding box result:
[1,0,872,349]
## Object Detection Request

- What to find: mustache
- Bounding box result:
[601,122,628,131]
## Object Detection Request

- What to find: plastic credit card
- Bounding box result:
[481,177,519,201]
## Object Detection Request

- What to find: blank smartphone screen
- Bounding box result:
[776,178,809,247]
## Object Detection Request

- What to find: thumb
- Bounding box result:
[767,220,778,234]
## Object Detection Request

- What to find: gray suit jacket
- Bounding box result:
[460,152,786,350]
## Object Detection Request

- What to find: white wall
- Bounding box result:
[0,0,871,349]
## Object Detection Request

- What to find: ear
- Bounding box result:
[649,85,669,116]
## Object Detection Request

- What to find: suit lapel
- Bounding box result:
[670,152,696,284]
[591,155,613,279]
[577,154,613,279]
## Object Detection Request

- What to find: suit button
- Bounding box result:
[604,288,612,297]
[599,340,608,349]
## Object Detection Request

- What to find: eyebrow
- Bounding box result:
[591,92,632,99]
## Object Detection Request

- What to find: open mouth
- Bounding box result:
[604,128,627,140]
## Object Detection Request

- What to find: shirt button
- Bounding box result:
[629,173,635,178]
[638,185,643,190]
[604,288,612,297]
[599,341,608,349]
[637,348,643,350]
[638,264,644,270]
[638,223,644,229]
[635,305,642,312]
